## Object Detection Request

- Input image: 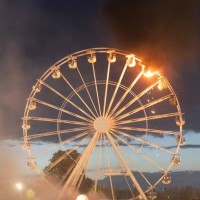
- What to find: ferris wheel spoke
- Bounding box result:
[91,63,102,116]
[94,133,102,192]
[110,130,164,171]
[116,94,172,121]
[111,131,153,188]
[44,133,93,174]
[31,98,93,123]
[108,69,144,118]
[58,160,77,186]
[23,116,90,126]
[103,133,115,200]
[103,61,111,117]
[112,128,175,155]
[112,79,160,119]
[115,112,181,125]
[77,67,99,116]
[130,163,153,189]
[113,125,180,136]
[32,131,90,158]
[60,73,97,118]
[124,175,136,198]
[39,80,95,120]
[105,58,129,117]
[27,127,90,140]
[44,148,77,174]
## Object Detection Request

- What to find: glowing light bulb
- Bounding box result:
[16,182,23,190]
[144,70,155,77]
[76,194,89,200]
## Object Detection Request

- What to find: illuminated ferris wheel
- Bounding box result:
[22,48,185,200]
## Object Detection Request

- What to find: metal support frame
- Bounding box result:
[105,131,148,200]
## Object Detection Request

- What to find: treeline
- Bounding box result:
[43,150,200,199]
[156,186,200,200]
[115,186,200,200]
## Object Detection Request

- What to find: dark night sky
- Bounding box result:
[0,0,114,140]
[101,0,200,133]
[0,0,200,141]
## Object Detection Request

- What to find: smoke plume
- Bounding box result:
[101,0,200,71]
[101,0,200,132]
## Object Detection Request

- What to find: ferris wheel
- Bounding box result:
[22,48,185,200]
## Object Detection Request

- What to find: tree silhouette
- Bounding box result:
[156,186,200,200]
[44,149,93,193]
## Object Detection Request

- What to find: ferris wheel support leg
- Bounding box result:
[57,132,99,200]
[105,131,148,200]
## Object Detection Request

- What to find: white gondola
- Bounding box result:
[158,78,167,90]
[21,142,30,150]
[88,54,96,64]
[126,54,136,67]
[68,59,77,69]
[176,116,185,126]
[169,96,177,106]
[107,53,116,63]
[172,157,181,166]
[177,137,186,146]
[29,101,36,110]
[162,174,171,184]
[32,85,42,93]
[180,138,186,146]
[147,190,157,200]
[52,69,61,79]
[27,161,36,169]
[21,122,31,130]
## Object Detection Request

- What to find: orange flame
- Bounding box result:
[144,70,156,77]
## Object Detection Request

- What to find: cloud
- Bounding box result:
[178,144,200,149]
[165,144,200,149]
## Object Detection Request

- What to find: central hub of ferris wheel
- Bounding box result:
[93,116,111,133]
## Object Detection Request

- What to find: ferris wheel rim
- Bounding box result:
[22,47,184,199]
